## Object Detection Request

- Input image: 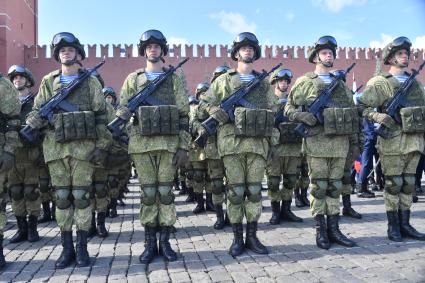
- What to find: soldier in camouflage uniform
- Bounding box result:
[7,65,41,243]
[38,161,55,223]
[284,36,357,249]
[26,32,111,268]
[116,30,190,264]
[359,36,425,241]
[199,32,278,256]
[266,68,303,225]
[0,73,21,269]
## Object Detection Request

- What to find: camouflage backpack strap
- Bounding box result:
[227,68,242,91]
[135,68,148,91]
[51,69,62,93]
[305,72,327,94]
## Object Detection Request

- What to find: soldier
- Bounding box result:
[7,65,42,243]
[26,32,111,268]
[359,36,425,241]
[266,68,303,225]
[284,36,358,249]
[0,72,21,269]
[198,32,278,256]
[116,30,190,264]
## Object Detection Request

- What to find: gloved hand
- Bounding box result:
[26,113,44,129]
[0,152,15,173]
[88,148,108,166]
[208,106,229,124]
[196,125,207,137]
[292,112,317,126]
[172,149,189,168]
[115,106,132,121]
[372,113,395,128]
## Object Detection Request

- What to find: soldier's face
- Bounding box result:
[59,46,79,65]
[146,43,162,63]
[238,45,255,63]
[13,75,28,91]
[105,95,114,104]
[277,79,289,93]
[317,49,334,67]
[392,49,409,67]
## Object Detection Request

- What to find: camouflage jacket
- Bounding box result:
[0,77,21,155]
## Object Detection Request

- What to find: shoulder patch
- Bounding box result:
[304,72,318,79]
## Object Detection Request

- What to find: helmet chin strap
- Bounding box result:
[317,56,333,68]
[393,58,408,68]
[61,54,82,67]
[277,84,288,93]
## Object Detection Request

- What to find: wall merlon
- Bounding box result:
[87,44,96,58]
[100,44,109,58]
[197,44,205,58]
[208,44,216,58]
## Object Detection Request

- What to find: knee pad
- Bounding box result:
[247,183,262,203]
[39,177,50,193]
[158,185,174,205]
[24,185,40,201]
[72,186,91,209]
[55,187,72,209]
[401,174,416,194]
[107,175,119,188]
[141,185,157,205]
[309,179,328,199]
[211,178,224,195]
[283,174,298,191]
[327,179,342,198]
[9,185,24,201]
[94,182,108,198]
[342,170,352,185]
[227,185,245,205]
[192,170,206,183]
[267,176,280,192]
[385,176,403,195]
[186,170,194,180]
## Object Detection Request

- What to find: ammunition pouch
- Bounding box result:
[234,107,274,138]
[278,122,303,143]
[400,106,425,133]
[137,105,180,136]
[323,107,359,136]
[53,111,97,143]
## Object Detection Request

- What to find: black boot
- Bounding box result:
[205,193,215,212]
[27,215,40,242]
[213,205,225,230]
[117,195,126,207]
[327,215,356,247]
[294,189,305,208]
[269,201,281,225]
[229,223,245,257]
[109,198,118,218]
[412,195,419,203]
[178,180,188,195]
[280,200,303,222]
[356,183,375,198]
[224,212,231,226]
[75,230,90,267]
[300,188,310,206]
[55,231,76,269]
[342,195,362,219]
[96,212,108,238]
[0,235,5,270]
[158,226,177,261]
[38,202,52,223]
[185,187,195,203]
[245,222,268,254]
[87,212,97,237]
[10,216,28,243]
[314,215,330,249]
[51,203,56,221]
[386,211,403,242]
[192,193,205,214]
[399,210,425,241]
[139,226,158,264]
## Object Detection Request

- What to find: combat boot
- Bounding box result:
[0,235,5,270]
[96,212,108,238]
[38,202,52,223]
[300,187,310,206]
[178,180,188,195]
[27,215,40,242]
[399,210,425,241]
[327,215,356,247]
[55,231,75,269]
[10,216,28,243]
[192,193,205,214]
[356,183,375,198]
[269,201,281,225]
[205,193,215,212]
[109,198,118,218]
[87,212,96,237]
[294,188,304,208]
[281,200,303,222]
[386,211,403,242]
[229,223,244,257]
[75,230,90,267]
[213,205,225,230]
[139,226,158,264]
[314,215,330,250]
[342,195,362,219]
[51,203,56,221]
[158,226,177,261]
[245,222,268,254]
[185,187,195,203]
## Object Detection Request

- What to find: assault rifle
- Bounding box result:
[193,63,282,148]
[20,58,106,143]
[107,58,190,138]
[294,63,356,138]
[374,60,425,139]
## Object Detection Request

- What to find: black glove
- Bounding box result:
[172,149,189,168]
[88,148,108,166]
[0,152,15,173]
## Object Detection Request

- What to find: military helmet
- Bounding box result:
[138,29,168,56]
[7,65,35,87]
[230,32,261,61]
[211,65,230,83]
[270,68,293,85]
[102,86,117,100]
[195,82,210,96]
[51,32,86,62]
[382,36,412,65]
[308,35,337,63]
[188,95,199,105]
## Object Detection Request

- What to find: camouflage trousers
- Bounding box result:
[266,155,302,202]
[307,156,345,216]
[186,160,210,194]
[48,157,94,232]
[341,144,357,197]
[223,153,266,224]
[132,151,176,227]
[207,158,226,206]
[39,165,54,203]
[381,152,420,211]
[0,172,7,235]
[91,167,109,213]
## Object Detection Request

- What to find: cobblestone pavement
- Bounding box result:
[1,179,425,283]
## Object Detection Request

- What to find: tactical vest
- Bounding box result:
[276,98,302,143]
[20,94,35,124]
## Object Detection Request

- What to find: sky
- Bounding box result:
[38,0,425,50]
